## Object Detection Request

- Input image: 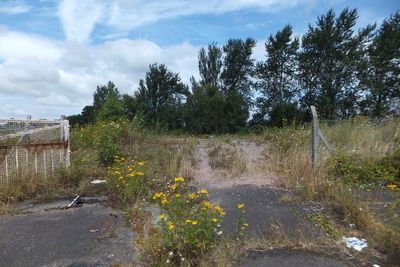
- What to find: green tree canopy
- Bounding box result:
[255,25,300,124]
[360,11,400,116]
[136,63,189,129]
[299,8,375,119]
[198,43,223,87]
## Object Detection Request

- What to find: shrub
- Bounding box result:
[106,157,149,206]
[144,177,226,265]
[71,121,128,165]
[327,153,397,186]
[382,149,400,181]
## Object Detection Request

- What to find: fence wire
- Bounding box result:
[0,118,70,186]
[318,117,400,158]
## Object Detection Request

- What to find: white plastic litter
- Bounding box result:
[342,236,368,251]
[373,264,380,267]
[91,179,107,184]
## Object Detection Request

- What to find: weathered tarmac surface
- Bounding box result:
[207,185,353,267]
[209,185,320,238]
[0,200,135,267]
[240,249,351,267]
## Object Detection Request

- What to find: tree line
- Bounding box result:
[68,8,400,133]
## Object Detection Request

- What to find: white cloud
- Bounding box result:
[106,0,305,30]
[0,0,32,15]
[57,0,312,43]
[0,28,201,119]
[58,0,105,43]
[0,30,62,60]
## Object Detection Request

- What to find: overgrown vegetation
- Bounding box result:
[327,152,399,187]
[139,178,228,265]
[260,118,400,263]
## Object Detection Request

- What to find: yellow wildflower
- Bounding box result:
[174,177,185,182]
[186,219,192,223]
[188,193,197,199]
[138,161,145,166]
[191,220,198,225]
[162,197,169,205]
[387,184,398,190]
[211,218,218,223]
[159,214,165,219]
[199,189,209,195]
[237,203,245,209]
[214,205,225,216]
[167,221,174,230]
[171,183,178,191]
[243,223,249,227]
[202,201,212,209]
[174,194,181,198]
[136,172,144,176]
[153,192,163,199]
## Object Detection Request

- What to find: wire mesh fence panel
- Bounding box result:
[318,117,400,159]
[0,118,70,186]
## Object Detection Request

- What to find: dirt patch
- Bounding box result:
[194,138,279,188]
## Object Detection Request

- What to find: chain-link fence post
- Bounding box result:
[311,106,319,171]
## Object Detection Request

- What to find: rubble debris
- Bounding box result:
[342,236,368,251]
[77,196,108,205]
[64,195,80,209]
[89,229,99,233]
[90,179,107,185]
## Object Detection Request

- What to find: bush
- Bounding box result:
[71,121,128,165]
[327,153,397,186]
[382,149,400,181]
[106,157,149,206]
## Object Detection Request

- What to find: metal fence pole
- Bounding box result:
[311,106,319,171]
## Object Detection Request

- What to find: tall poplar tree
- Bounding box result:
[360,11,400,116]
[299,8,375,119]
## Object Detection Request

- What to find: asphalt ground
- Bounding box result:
[0,201,136,267]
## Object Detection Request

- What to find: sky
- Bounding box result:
[0,0,398,119]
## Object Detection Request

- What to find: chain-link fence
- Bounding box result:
[0,118,70,186]
[311,106,400,169]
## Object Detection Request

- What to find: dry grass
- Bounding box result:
[207,141,247,174]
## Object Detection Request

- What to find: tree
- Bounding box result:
[256,24,299,123]
[122,94,138,120]
[136,64,189,129]
[221,38,256,97]
[184,84,227,133]
[198,43,223,87]
[220,38,256,129]
[93,81,120,111]
[360,11,400,116]
[299,8,375,119]
[96,97,126,121]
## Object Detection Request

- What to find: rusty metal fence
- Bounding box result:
[0,117,70,186]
